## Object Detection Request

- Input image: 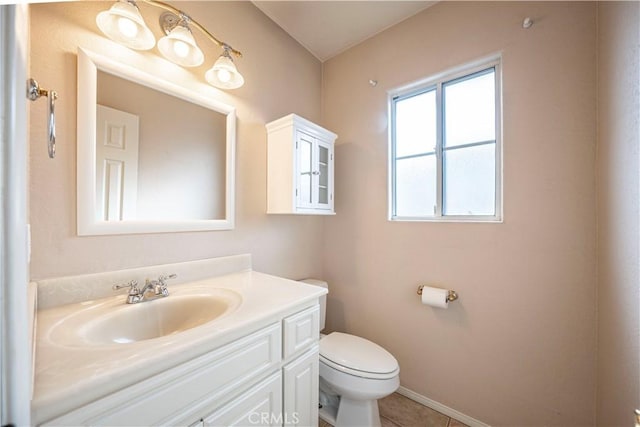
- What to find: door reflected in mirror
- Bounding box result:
[77,48,236,235]
[96,71,226,221]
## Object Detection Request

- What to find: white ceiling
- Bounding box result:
[252,1,436,62]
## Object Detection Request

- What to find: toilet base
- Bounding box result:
[318,404,337,426]
[335,396,381,427]
[318,388,339,425]
[320,386,382,427]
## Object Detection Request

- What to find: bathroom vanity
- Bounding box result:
[31,255,325,426]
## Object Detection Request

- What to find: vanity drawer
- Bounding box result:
[283,305,319,359]
[44,323,281,426]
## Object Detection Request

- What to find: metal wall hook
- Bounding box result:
[27,78,57,159]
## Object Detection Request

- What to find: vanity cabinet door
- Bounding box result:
[283,346,319,427]
[204,372,282,427]
[283,305,320,359]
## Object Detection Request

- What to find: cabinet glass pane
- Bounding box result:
[443,143,495,215]
[318,145,330,205]
[395,154,436,217]
[299,137,313,204]
[319,187,328,204]
[444,69,495,148]
[395,89,436,158]
[319,145,328,165]
[319,163,328,188]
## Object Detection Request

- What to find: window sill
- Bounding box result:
[389,215,503,223]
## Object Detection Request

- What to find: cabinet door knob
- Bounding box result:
[312,171,320,175]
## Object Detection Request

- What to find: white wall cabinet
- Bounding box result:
[266,114,337,215]
[43,304,320,427]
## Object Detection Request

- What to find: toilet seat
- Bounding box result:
[320,332,399,380]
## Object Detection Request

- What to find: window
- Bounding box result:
[389,59,502,221]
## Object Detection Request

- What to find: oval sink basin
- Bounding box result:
[49,289,242,347]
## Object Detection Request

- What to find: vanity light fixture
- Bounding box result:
[96,1,156,50]
[96,0,244,89]
[157,16,204,67]
[205,45,245,90]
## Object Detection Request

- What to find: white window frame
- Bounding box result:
[388,56,503,222]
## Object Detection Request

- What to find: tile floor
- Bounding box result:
[319,392,469,427]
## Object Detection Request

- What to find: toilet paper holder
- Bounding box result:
[417,285,459,302]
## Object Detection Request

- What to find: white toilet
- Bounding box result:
[301,279,400,427]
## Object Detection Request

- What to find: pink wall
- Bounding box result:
[321,2,597,425]
[596,2,640,425]
[28,1,325,280]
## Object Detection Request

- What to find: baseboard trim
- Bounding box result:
[396,386,491,427]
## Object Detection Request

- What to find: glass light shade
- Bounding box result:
[157,26,204,67]
[205,53,244,89]
[96,1,155,50]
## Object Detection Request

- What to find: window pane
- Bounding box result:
[444,70,495,147]
[395,155,436,217]
[443,143,495,215]
[395,89,436,157]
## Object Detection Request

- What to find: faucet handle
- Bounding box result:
[159,273,177,283]
[155,274,176,297]
[113,280,139,295]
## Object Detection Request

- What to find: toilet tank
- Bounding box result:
[299,279,328,331]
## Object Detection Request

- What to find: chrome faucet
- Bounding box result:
[113,274,177,304]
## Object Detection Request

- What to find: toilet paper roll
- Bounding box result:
[420,286,449,309]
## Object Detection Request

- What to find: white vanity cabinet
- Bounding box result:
[41,304,320,427]
[204,305,320,427]
[43,323,283,426]
[283,348,319,427]
[33,257,326,427]
[266,114,337,215]
[282,305,320,427]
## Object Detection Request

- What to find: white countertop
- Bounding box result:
[32,270,326,424]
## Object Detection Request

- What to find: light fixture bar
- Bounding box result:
[96,0,245,89]
[140,0,242,58]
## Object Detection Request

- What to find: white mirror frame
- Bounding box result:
[77,48,235,235]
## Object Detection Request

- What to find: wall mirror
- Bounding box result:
[77,48,235,235]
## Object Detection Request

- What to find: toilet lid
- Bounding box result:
[320,332,399,377]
